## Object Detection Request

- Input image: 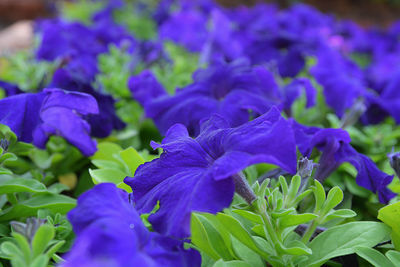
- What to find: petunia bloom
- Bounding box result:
[0,88,98,156]
[50,69,125,138]
[125,107,297,238]
[129,59,281,136]
[64,183,200,267]
[291,120,395,203]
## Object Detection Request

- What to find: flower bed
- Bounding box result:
[0,0,399,266]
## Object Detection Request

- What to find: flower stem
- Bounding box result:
[232,172,257,204]
[301,220,318,243]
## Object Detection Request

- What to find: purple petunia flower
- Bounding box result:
[310,46,365,117]
[125,107,297,238]
[50,69,125,138]
[0,88,98,156]
[159,9,208,52]
[64,183,200,267]
[129,59,282,136]
[291,120,395,203]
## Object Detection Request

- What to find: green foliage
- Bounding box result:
[303,222,390,266]
[0,53,55,93]
[61,0,104,25]
[355,247,400,267]
[378,201,400,250]
[114,7,157,40]
[96,45,134,99]
[191,176,389,266]
[151,42,200,93]
[0,218,65,267]
[89,142,153,192]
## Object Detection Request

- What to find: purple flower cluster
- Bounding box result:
[1,0,398,266]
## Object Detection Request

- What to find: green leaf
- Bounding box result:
[91,159,124,170]
[378,201,400,250]
[287,175,301,201]
[30,254,49,267]
[386,250,400,265]
[29,150,52,169]
[312,180,325,212]
[120,147,144,175]
[279,176,289,196]
[279,213,318,228]
[321,186,343,215]
[354,246,395,267]
[233,210,263,224]
[201,213,236,259]
[323,209,356,222]
[12,233,31,263]
[47,183,70,194]
[0,194,76,221]
[0,240,22,259]
[278,240,312,256]
[89,168,127,185]
[270,208,295,219]
[212,259,252,267]
[0,152,17,164]
[32,224,54,257]
[191,213,220,260]
[231,237,264,267]
[90,142,122,162]
[304,222,391,266]
[216,213,270,260]
[0,178,47,194]
[45,240,65,259]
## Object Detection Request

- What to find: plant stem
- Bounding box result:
[232,172,257,204]
[301,220,318,243]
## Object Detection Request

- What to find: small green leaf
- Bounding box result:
[0,178,47,194]
[323,209,356,222]
[30,254,49,267]
[32,224,54,257]
[354,246,395,267]
[90,142,122,162]
[89,168,127,185]
[201,213,236,259]
[29,150,52,169]
[0,241,22,258]
[279,176,288,196]
[216,213,270,260]
[191,213,220,260]
[12,233,31,263]
[45,240,65,259]
[278,240,312,256]
[279,213,318,228]
[0,152,17,164]
[0,194,76,221]
[304,222,391,266]
[312,180,325,212]
[120,147,145,175]
[91,159,124,170]
[233,210,263,224]
[287,175,301,200]
[378,201,400,250]
[292,189,312,206]
[270,208,295,219]
[47,183,70,194]
[231,237,264,267]
[321,186,343,215]
[196,214,235,260]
